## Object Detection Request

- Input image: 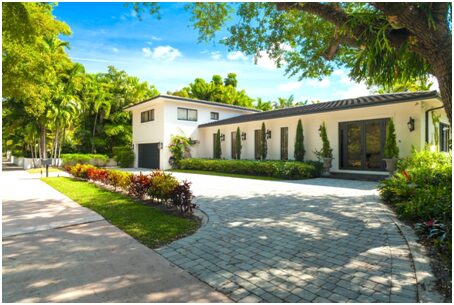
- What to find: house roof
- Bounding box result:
[123,94,261,113]
[199,90,440,128]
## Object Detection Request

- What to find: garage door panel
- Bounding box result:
[138,143,160,169]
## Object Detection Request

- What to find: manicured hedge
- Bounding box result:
[65,164,194,214]
[61,153,109,166]
[177,158,323,179]
[112,146,135,168]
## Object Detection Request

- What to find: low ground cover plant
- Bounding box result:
[65,164,195,214]
[378,149,451,262]
[62,153,109,166]
[177,158,322,179]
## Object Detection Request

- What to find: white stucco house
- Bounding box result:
[124,91,450,175]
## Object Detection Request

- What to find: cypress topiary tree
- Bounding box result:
[236,126,242,160]
[384,119,399,158]
[319,122,333,158]
[214,129,222,159]
[260,122,267,160]
[294,119,305,161]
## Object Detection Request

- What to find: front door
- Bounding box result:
[339,118,388,170]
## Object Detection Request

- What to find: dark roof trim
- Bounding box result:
[199,91,440,128]
[123,94,261,113]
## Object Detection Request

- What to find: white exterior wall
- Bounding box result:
[129,97,257,169]
[198,98,448,174]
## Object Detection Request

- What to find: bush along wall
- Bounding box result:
[178,158,323,179]
[64,164,195,214]
[378,150,452,260]
[61,153,109,166]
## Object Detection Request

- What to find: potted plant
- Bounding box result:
[318,122,333,176]
[383,119,399,174]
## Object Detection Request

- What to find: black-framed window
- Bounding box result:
[141,109,154,123]
[231,132,236,159]
[211,112,219,120]
[281,127,288,161]
[177,107,197,121]
[254,129,261,160]
[440,122,451,152]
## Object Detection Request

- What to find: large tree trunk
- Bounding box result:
[91,113,98,154]
[430,53,452,125]
[40,125,47,159]
[58,127,66,166]
[53,128,59,166]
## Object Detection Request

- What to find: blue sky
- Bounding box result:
[53,2,373,103]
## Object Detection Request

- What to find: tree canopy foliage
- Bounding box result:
[2,3,158,159]
[153,2,451,123]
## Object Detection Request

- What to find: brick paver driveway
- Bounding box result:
[155,173,417,303]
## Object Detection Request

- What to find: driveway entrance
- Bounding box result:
[156,173,418,303]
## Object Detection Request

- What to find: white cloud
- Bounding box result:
[150,36,162,41]
[277,81,302,92]
[112,47,119,53]
[142,47,152,57]
[255,51,278,70]
[227,51,248,61]
[210,51,222,60]
[306,78,330,88]
[142,45,182,62]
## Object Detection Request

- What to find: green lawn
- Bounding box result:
[169,169,281,181]
[27,167,62,174]
[42,177,199,248]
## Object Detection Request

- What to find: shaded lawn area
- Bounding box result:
[27,167,62,174]
[42,177,199,248]
[169,169,281,181]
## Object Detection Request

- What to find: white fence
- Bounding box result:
[10,155,117,169]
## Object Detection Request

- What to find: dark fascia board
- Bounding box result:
[123,94,261,113]
[198,91,440,128]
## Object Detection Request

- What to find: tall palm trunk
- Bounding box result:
[91,112,98,153]
[40,124,47,159]
[58,127,66,166]
[53,127,59,166]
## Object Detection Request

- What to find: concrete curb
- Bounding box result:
[388,214,445,303]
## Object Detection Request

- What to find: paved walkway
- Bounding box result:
[151,172,419,303]
[2,169,229,302]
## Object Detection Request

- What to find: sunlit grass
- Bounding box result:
[27,167,62,174]
[42,177,199,248]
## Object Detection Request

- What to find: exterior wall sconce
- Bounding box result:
[220,134,225,141]
[407,117,415,132]
[241,132,247,140]
[266,129,272,139]
[159,142,163,149]
[189,138,200,145]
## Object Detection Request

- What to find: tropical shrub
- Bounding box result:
[384,119,399,158]
[68,164,96,179]
[112,146,135,168]
[294,119,305,161]
[178,158,322,179]
[170,180,194,214]
[378,149,451,257]
[87,168,109,183]
[65,164,194,214]
[316,122,332,159]
[148,171,179,203]
[168,134,193,167]
[213,129,222,159]
[128,172,152,199]
[107,170,132,191]
[62,153,109,166]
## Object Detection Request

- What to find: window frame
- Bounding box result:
[440,122,451,152]
[177,107,198,122]
[210,112,219,120]
[140,109,155,123]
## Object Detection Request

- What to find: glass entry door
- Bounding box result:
[339,118,388,170]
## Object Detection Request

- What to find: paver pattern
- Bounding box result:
[156,173,418,303]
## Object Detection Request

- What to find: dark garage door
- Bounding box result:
[138,143,160,169]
